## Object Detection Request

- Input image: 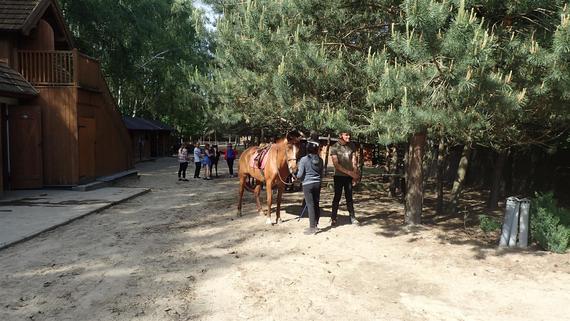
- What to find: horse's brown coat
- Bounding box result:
[236,138,300,224]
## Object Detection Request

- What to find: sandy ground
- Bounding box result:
[1,157,569,321]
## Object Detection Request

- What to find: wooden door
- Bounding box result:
[9,105,43,189]
[78,117,96,180]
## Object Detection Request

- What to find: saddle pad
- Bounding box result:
[249,146,271,170]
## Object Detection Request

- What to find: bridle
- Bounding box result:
[277,143,298,186]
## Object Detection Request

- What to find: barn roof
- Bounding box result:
[123,117,173,132]
[0,0,41,31]
[0,62,38,97]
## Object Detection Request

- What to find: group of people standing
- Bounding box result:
[177,142,238,180]
[178,131,359,236]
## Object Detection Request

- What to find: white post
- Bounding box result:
[518,199,530,248]
[500,197,518,247]
[508,200,521,247]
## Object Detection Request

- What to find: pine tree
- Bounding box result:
[204,0,570,224]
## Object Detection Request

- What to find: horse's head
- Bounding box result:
[283,137,300,176]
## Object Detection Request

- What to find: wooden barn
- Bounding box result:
[0,0,133,191]
[123,117,175,162]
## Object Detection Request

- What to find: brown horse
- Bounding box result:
[237,135,300,224]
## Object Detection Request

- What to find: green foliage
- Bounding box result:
[478,215,501,233]
[204,0,570,149]
[59,0,210,136]
[530,192,570,253]
[203,0,392,135]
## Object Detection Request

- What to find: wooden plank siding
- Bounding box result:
[130,131,152,162]
[76,53,133,176]
[34,86,78,185]
[77,89,133,177]
[0,103,4,193]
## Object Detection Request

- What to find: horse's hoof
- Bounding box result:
[236,210,242,217]
[265,218,272,225]
[276,218,283,224]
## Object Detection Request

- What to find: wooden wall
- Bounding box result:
[129,131,152,162]
[34,87,78,185]
[151,132,173,157]
[0,103,4,193]
[20,20,55,51]
[78,89,133,177]
[0,36,16,65]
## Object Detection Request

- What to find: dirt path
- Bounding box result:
[1,157,569,321]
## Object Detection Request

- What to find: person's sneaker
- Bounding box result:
[303,227,319,235]
[178,178,182,181]
[182,178,189,181]
[350,217,360,225]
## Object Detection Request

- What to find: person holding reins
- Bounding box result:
[296,139,323,235]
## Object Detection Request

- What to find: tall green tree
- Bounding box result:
[203,0,395,135]
[59,0,210,136]
[205,0,570,224]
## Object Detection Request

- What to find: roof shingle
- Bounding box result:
[0,63,38,97]
[123,117,173,132]
[0,0,42,31]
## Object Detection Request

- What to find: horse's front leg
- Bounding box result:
[265,179,273,225]
[275,185,284,224]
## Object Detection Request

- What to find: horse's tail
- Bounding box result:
[244,175,253,193]
[243,174,256,192]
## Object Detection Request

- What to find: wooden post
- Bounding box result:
[72,48,79,85]
[323,134,331,177]
[518,199,530,248]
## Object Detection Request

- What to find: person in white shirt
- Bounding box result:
[193,142,202,178]
[177,143,189,181]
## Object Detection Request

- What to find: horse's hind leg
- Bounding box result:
[237,174,247,217]
[275,185,284,224]
[254,182,263,215]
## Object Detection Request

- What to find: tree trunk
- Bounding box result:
[487,148,508,210]
[436,139,446,215]
[388,145,398,197]
[448,144,472,214]
[323,134,331,177]
[405,132,427,225]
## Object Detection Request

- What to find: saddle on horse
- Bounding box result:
[251,144,272,170]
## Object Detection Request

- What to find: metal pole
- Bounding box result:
[508,199,521,247]
[518,199,530,248]
[500,197,518,247]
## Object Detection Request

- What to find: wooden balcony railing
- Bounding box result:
[17,50,76,85]
[17,49,106,92]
